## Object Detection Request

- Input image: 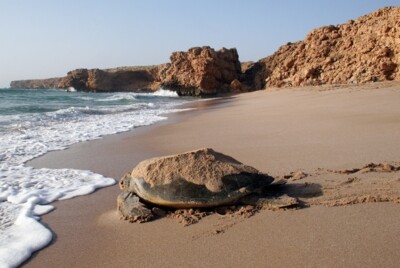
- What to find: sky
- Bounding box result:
[0,0,399,87]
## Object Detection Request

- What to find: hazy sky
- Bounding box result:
[1,0,399,87]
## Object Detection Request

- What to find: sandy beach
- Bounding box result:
[26,82,400,267]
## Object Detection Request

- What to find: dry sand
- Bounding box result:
[26,82,400,267]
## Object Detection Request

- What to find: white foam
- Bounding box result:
[96,92,137,102]
[0,165,116,267]
[151,88,179,97]
[0,92,191,267]
[0,198,52,268]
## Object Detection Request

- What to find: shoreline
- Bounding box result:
[28,95,233,177]
[27,84,400,267]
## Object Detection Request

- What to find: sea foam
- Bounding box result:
[0,89,190,267]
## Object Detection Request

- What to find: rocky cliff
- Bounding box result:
[159,46,242,96]
[246,6,400,89]
[10,7,400,93]
[10,66,160,92]
[10,47,242,96]
[58,66,160,92]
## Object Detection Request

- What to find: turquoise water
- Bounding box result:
[0,87,185,117]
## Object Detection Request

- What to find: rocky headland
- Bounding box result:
[246,6,400,89]
[10,77,64,89]
[10,66,161,92]
[10,6,400,95]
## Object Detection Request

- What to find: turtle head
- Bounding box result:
[119,173,131,191]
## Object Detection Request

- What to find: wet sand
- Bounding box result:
[27,83,400,267]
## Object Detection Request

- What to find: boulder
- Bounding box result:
[159,46,242,96]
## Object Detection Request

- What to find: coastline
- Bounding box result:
[26,84,400,267]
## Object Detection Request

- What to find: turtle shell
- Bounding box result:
[120,148,274,208]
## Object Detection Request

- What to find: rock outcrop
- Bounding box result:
[159,46,242,96]
[10,47,243,95]
[10,66,160,92]
[58,66,160,92]
[10,77,63,89]
[10,7,400,93]
[246,6,400,89]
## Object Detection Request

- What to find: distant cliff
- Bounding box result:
[10,6,400,94]
[10,77,63,89]
[10,66,160,92]
[57,66,160,92]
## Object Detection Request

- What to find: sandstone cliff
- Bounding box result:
[245,6,400,89]
[159,46,242,96]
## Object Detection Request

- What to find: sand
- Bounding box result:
[26,82,400,267]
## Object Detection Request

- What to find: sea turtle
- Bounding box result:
[117,148,298,223]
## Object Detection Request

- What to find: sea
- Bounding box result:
[0,88,192,267]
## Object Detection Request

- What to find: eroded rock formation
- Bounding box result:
[58,66,160,92]
[10,67,160,92]
[246,6,400,89]
[159,46,242,96]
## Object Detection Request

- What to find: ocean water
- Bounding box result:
[0,88,192,267]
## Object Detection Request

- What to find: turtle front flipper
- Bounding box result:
[117,192,153,223]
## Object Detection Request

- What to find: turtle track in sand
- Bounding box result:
[280,162,400,207]
[167,161,400,227]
